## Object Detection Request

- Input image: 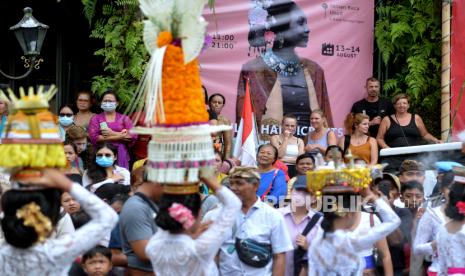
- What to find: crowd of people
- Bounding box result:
[0,77,464,276]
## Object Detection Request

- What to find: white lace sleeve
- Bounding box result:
[350,198,400,251]
[46,183,118,266]
[412,209,434,255]
[195,187,241,260]
[437,229,448,276]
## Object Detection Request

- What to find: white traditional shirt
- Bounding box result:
[0,184,118,276]
[437,222,465,275]
[413,205,447,273]
[308,198,400,276]
[218,197,294,276]
[145,187,241,276]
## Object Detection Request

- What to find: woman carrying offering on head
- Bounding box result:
[308,185,400,275]
[0,169,117,275]
[145,177,241,276]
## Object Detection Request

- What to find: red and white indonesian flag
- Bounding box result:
[233,79,258,166]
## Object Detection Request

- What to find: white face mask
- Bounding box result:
[58,116,74,127]
[101,102,117,112]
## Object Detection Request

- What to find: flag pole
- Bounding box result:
[245,76,261,145]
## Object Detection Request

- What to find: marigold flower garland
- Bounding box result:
[155,31,208,125]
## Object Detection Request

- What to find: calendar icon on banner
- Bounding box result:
[322,43,334,56]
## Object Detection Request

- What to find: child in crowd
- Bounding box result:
[400,181,425,215]
[378,178,414,275]
[324,145,344,166]
[63,141,83,184]
[81,246,113,276]
[398,181,425,275]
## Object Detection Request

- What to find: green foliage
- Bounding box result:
[81,0,148,108]
[82,0,97,25]
[375,0,442,136]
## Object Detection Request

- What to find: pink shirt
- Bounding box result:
[278,206,322,276]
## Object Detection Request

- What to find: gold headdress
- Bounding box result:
[0,85,66,176]
[306,149,375,196]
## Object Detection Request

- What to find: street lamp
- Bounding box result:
[0,7,48,80]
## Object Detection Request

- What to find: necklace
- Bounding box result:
[262,49,302,76]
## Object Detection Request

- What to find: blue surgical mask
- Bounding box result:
[58,116,74,127]
[101,102,117,112]
[96,156,114,168]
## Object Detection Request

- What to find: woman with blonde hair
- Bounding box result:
[339,113,378,165]
[270,113,305,177]
[305,109,336,155]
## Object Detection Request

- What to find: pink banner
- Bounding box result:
[200,0,374,138]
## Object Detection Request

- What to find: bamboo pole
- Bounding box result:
[441,0,451,141]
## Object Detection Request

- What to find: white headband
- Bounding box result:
[454,175,465,184]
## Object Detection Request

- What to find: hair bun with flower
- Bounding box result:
[168,203,195,230]
[456,201,465,216]
[16,202,53,243]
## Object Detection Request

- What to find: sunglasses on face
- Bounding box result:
[96,153,113,158]
[59,113,73,117]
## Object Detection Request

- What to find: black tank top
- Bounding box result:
[384,114,423,147]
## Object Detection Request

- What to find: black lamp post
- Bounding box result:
[0,7,48,80]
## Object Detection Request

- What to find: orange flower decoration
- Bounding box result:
[157,31,173,48]
[156,37,208,125]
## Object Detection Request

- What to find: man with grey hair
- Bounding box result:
[218,167,293,276]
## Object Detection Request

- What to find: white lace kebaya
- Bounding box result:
[145,187,241,276]
[0,184,118,276]
[413,205,447,273]
[437,222,465,275]
[308,198,400,276]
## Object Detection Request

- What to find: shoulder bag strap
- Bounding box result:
[301,212,322,237]
[134,192,159,213]
[260,169,279,201]
[343,135,351,154]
